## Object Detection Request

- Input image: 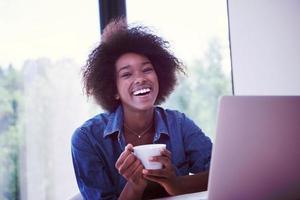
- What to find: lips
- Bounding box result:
[132,86,152,96]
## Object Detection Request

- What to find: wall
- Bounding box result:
[228,0,300,95]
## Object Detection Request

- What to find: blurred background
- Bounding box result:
[0,0,232,199]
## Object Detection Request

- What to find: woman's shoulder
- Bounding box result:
[155,106,202,133]
[155,106,189,121]
[71,112,112,144]
[81,112,110,129]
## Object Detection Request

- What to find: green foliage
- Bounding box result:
[0,65,23,200]
[164,39,231,138]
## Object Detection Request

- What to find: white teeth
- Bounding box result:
[133,88,151,96]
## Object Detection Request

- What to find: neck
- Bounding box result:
[123,107,154,131]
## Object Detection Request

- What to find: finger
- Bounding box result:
[142,169,169,178]
[115,151,131,169]
[143,174,165,184]
[131,163,144,182]
[161,149,171,159]
[150,156,171,168]
[118,153,137,174]
[115,144,133,169]
[125,143,134,152]
[122,159,142,180]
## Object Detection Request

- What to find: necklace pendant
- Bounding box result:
[138,135,141,139]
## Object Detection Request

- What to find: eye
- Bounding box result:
[120,72,132,78]
[143,67,154,73]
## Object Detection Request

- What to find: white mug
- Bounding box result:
[133,144,166,169]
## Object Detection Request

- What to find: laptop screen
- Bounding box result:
[208,96,300,200]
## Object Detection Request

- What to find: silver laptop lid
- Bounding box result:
[208,96,300,200]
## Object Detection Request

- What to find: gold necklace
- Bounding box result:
[124,122,153,139]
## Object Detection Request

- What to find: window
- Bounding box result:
[127,0,232,139]
[0,0,99,199]
[0,1,232,199]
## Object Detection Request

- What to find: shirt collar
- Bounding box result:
[103,106,123,138]
[103,106,169,138]
[154,107,169,139]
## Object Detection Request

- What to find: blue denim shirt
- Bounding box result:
[71,106,212,200]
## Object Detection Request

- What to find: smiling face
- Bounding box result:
[115,53,159,112]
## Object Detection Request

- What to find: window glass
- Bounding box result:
[126,0,232,139]
[0,0,99,199]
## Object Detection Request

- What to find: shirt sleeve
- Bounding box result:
[181,114,213,173]
[71,127,118,200]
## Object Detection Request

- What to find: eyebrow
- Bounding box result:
[117,61,152,73]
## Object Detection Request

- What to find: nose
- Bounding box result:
[133,72,146,84]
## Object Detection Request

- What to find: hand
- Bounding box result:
[142,149,179,195]
[115,144,147,191]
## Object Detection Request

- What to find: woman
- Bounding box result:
[71,19,212,200]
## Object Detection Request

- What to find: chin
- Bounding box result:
[131,103,155,112]
[137,105,154,111]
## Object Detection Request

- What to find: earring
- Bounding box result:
[115,94,120,100]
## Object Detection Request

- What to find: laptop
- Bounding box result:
[207,96,300,200]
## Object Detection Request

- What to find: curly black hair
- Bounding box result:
[82,19,185,112]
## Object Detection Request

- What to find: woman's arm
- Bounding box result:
[118,181,145,200]
[142,149,209,196]
[169,171,209,195]
[72,137,117,199]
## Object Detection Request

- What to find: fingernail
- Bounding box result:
[125,144,133,152]
[142,169,148,174]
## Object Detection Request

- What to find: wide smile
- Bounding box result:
[132,87,152,96]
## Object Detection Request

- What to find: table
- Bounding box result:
[151,191,208,200]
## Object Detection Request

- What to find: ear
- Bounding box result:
[115,94,120,100]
